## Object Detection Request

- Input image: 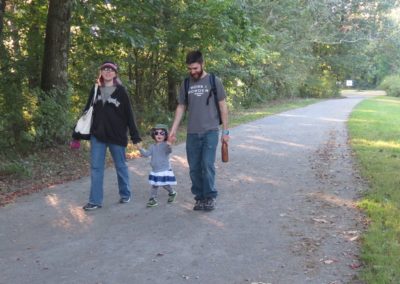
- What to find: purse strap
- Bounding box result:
[90,84,99,106]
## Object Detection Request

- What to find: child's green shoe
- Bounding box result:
[147,198,158,207]
[167,192,177,203]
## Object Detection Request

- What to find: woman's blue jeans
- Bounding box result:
[89,136,131,205]
[186,130,219,201]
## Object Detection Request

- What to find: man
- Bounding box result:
[169,50,229,211]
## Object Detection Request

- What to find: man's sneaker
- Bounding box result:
[147,198,158,207]
[119,197,131,204]
[167,192,177,203]
[204,198,216,211]
[83,203,102,211]
[193,199,205,211]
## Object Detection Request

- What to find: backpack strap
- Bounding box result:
[184,77,190,105]
[208,73,222,125]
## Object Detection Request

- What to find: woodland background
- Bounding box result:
[1,0,399,153]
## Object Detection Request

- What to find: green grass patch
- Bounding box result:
[348,96,400,283]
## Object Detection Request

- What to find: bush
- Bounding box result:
[32,88,74,148]
[379,75,400,97]
[299,71,340,98]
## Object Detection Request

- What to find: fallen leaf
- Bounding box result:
[349,263,362,269]
[312,218,328,224]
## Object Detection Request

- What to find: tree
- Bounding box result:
[0,0,5,36]
[41,0,73,92]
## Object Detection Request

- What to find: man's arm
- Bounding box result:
[169,104,186,143]
[219,99,229,142]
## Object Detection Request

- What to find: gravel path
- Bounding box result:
[0,94,373,284]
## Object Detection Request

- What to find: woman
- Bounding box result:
[73,61,142,211]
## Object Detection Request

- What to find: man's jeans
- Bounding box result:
[89,136,131,205]
[186,130,219,200]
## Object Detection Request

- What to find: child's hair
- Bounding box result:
[151,124,169,141]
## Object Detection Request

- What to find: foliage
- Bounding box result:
[299,70,340,98]
[379,74,400,97]
[348,96,400,283]
[32,88,74,148]
[0,0,399,151]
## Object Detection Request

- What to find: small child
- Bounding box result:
[139,124,177,207]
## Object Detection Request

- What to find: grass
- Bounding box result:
[348,96,400,283]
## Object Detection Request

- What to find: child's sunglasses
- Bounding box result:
[154,130,166,136]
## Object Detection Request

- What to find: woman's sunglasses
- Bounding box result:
[101,67,115,72]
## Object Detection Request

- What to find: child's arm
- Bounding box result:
[139,144,152,157]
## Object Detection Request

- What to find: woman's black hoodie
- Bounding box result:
[78,84,141,146]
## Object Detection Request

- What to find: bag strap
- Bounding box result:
[184,77,190,106]
[209,73,222,125]
[90,84,99,106]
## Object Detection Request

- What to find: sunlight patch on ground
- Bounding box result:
[341,90,386,97]
[199,215,225,228]
[45,194,93,230]
[350,118,374,123]
[230,174,281,187]
[46,194,59,207]
[354,109,377,113]
[251,136,310,149]
[352,138,400,149]
[278,113,308,118]
[236,144,270,152]
[317,117,346,122]
[308,192,356,208]
[171,155,189,168]
[278,113,346,122]
[374,98,400,105]
[69,205,92,225]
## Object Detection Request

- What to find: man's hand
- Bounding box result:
[168,132,177,144]
[134,142,143,150]
[221,134,230,143]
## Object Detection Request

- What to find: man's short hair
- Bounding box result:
[186,50,203,65]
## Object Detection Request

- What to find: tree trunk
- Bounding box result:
[163,2,179,111]
[26,2,43,89]
[41,0,73,92]
[167,71,177,111]
[0,0,5,37]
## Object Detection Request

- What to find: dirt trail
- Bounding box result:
[0,94,374,284]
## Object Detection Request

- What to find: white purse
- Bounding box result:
[74,84,98,138]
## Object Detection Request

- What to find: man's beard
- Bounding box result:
[190,67,203,80]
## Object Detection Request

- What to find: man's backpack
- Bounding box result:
[184,73,222,125]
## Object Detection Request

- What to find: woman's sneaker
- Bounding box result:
[83,203,102,211]
[119,196,131,204]
[147,198,158,207]
[167,192,177,203]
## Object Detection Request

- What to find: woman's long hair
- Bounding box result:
[97,75,122,87]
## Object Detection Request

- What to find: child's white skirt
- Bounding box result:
[148,169,177,186]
